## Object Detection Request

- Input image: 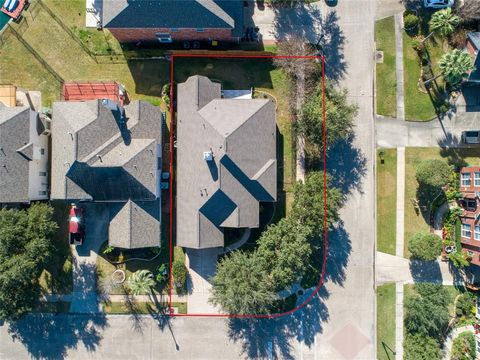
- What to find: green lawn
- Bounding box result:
[44,0,123,56]
[404,148,480,257]
[377,283,396,360]
[1,2,169,107]
[102,301,187,314]
[403,32,448,121]
[375,17,396,117]
[377,149,397,255]
[38,201,73,294]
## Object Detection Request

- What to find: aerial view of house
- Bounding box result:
[176,75,276,249]
[0,102,50,204]
[98,0,244,43]
[50,99,162,248]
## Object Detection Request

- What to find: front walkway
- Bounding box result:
[442,325,476,360]
[394,13,405,121]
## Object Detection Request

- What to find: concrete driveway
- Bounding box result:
[70,203,109,314]
[185,248,222,314]
[376,109,480,148]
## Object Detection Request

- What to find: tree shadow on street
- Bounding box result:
[7,313,108,360]
[272,6,346,82]
[227,287,329,360]
[326,137,367,197]
[226,219,351,359]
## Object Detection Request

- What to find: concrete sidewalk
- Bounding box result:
[394,13,405,121]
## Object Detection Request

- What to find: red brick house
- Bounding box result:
[458,166,480,265]
[101,0,244,43]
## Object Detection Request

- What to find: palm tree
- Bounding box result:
[438,49,474,85]
[423,8,460,42]
[126,269,156,295]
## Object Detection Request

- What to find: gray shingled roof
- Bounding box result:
[176,76,276,249]
[51,99,162,249]
[102,0,244,37]
[0,106,38,203]
[109,200,160,249]
[51,100,161,201]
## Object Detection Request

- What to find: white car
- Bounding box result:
[424,0,454,8]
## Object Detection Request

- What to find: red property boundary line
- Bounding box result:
[168,53,326,319]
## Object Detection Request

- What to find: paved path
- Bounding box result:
[376,110,480,148]
[394,146,405,359]
[395,283,404,360]
[394,14,405,121]
[396,147,405,257]
[442,325,475,360]
[376,252,464,285]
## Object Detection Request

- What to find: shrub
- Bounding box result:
[455,292,476,318]
[172,261,188,293]
[161,83,171,107]
[411,37,425,53]
[415,159,452,188]
[404,334,440,360]
[451,331,476,360]
[404,14,419,32]
[408,232,442,261]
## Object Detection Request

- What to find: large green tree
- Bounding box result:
[404,334,440,360]
[408,232,442,261]
[297,82,358,151]
[415,159,452,188]
[209,251,276,315]
[256,218,312,291]
[0,203,57,320]
[405,283,450,338]
[291,172,342,233]
[439,50,475,86]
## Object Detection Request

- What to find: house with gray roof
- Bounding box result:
[0,103,50,204]
[99,0,244,43]
[176,76,276,249]
[51,99,163,249]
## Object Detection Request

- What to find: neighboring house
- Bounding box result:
[0,103,50,204]
[176,75,276,249]
[458,166,480,265]
[51,99,163,249]
[466,32,480,84]
[100,0,244,43]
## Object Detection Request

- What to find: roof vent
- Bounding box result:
[203,151,213,161]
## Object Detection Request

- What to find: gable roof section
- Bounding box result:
[109,199,160,249]
[102,0,243,35]
[0,106,34,203]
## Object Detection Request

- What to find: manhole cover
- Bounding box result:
[375,51,384,64]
